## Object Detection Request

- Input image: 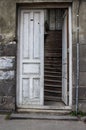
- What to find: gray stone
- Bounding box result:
[80,72,86,86]
[80,45,86,72]
[0,115,86,130]
[0,42,16,56]
[81,116,86,122]
[78,102,86,112]
[10,113,78,120]
[73,87,86,100]
[0,96,15,110]
[0,57,15,70]
[0,70,15,80]
[0,79,15,96]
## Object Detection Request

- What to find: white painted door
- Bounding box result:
[62,10,68,105]
[17,10,44,108]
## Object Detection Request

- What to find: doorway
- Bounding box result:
[44,9,68,106]
[17,7,72,109]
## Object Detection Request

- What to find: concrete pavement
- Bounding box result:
[0,115,86,130]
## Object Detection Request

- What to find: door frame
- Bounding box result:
[16,5,72,109]
[68,6,72,107]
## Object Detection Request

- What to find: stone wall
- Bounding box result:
[0,41,16,111]
[72,0,86,112]
[0,0,86,112]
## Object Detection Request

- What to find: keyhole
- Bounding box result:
[31,19,33,21]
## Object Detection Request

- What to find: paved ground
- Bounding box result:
[0,115,86,130]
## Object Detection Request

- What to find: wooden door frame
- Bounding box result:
[68,6,72,107]
[16,5,72,109]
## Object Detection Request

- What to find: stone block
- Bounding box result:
[79,33,86,45]
[0,57,15,70]
[80,45,86,72]
[0,70,15,80]
[73,87,86,100]
[80,72,86,86]
[0,96,15,110]
[80,44,86,58]
[0,42,16,56]
[0,79,15,96]
[80,59,86,72]
[78,101,86,112]
[72,100,86,112]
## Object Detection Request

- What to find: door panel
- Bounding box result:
[23,13,30,58]
[33,13,40,59]
[17,10,44,108]
[62,10,68,105]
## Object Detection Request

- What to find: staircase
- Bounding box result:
[44,30,62,103]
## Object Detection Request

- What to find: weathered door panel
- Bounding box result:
[17,10,44,108]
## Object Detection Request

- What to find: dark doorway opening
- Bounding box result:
[44,9,66,106]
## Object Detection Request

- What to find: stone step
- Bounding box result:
[10,113,78,120]
[44,60,62,63]
[44,96,62,101]
[44,76,61,81]
[44,89,61,94]
[44,67,62,71]
[45,55,62,60]
[44,58,62,61]
[44,74,62,78]
[44,70,62,74]
[44,64,62,67]
[45,84,62,88]
[44,79,62,83]
[45,91,61,97]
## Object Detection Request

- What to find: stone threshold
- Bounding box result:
[10,113,78,121]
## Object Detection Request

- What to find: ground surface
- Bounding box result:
[0,115,86,130]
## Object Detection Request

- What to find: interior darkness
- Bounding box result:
[44,9,65,106]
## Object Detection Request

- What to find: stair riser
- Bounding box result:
[44,82,62,86]
[44,92,62,97]
[45,87,62,91]
[44,77,62,81]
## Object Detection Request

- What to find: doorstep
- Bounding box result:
[10,109,78,121]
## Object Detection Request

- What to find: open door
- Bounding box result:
[17,9,44,108]
[62,10,68,105]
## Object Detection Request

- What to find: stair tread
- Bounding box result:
[44,74,62,78]
[44,30,62,101]
[45,60,62,62]
[45,64,62,67]
[44,67,62,71]
[44,96,61,100]
[45,70,61,73]
[45,79,62,83]
[45,84,61,88]
[44,89,61,93]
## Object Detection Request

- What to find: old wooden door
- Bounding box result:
[62,10,68,105]
[17,9,44,108]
